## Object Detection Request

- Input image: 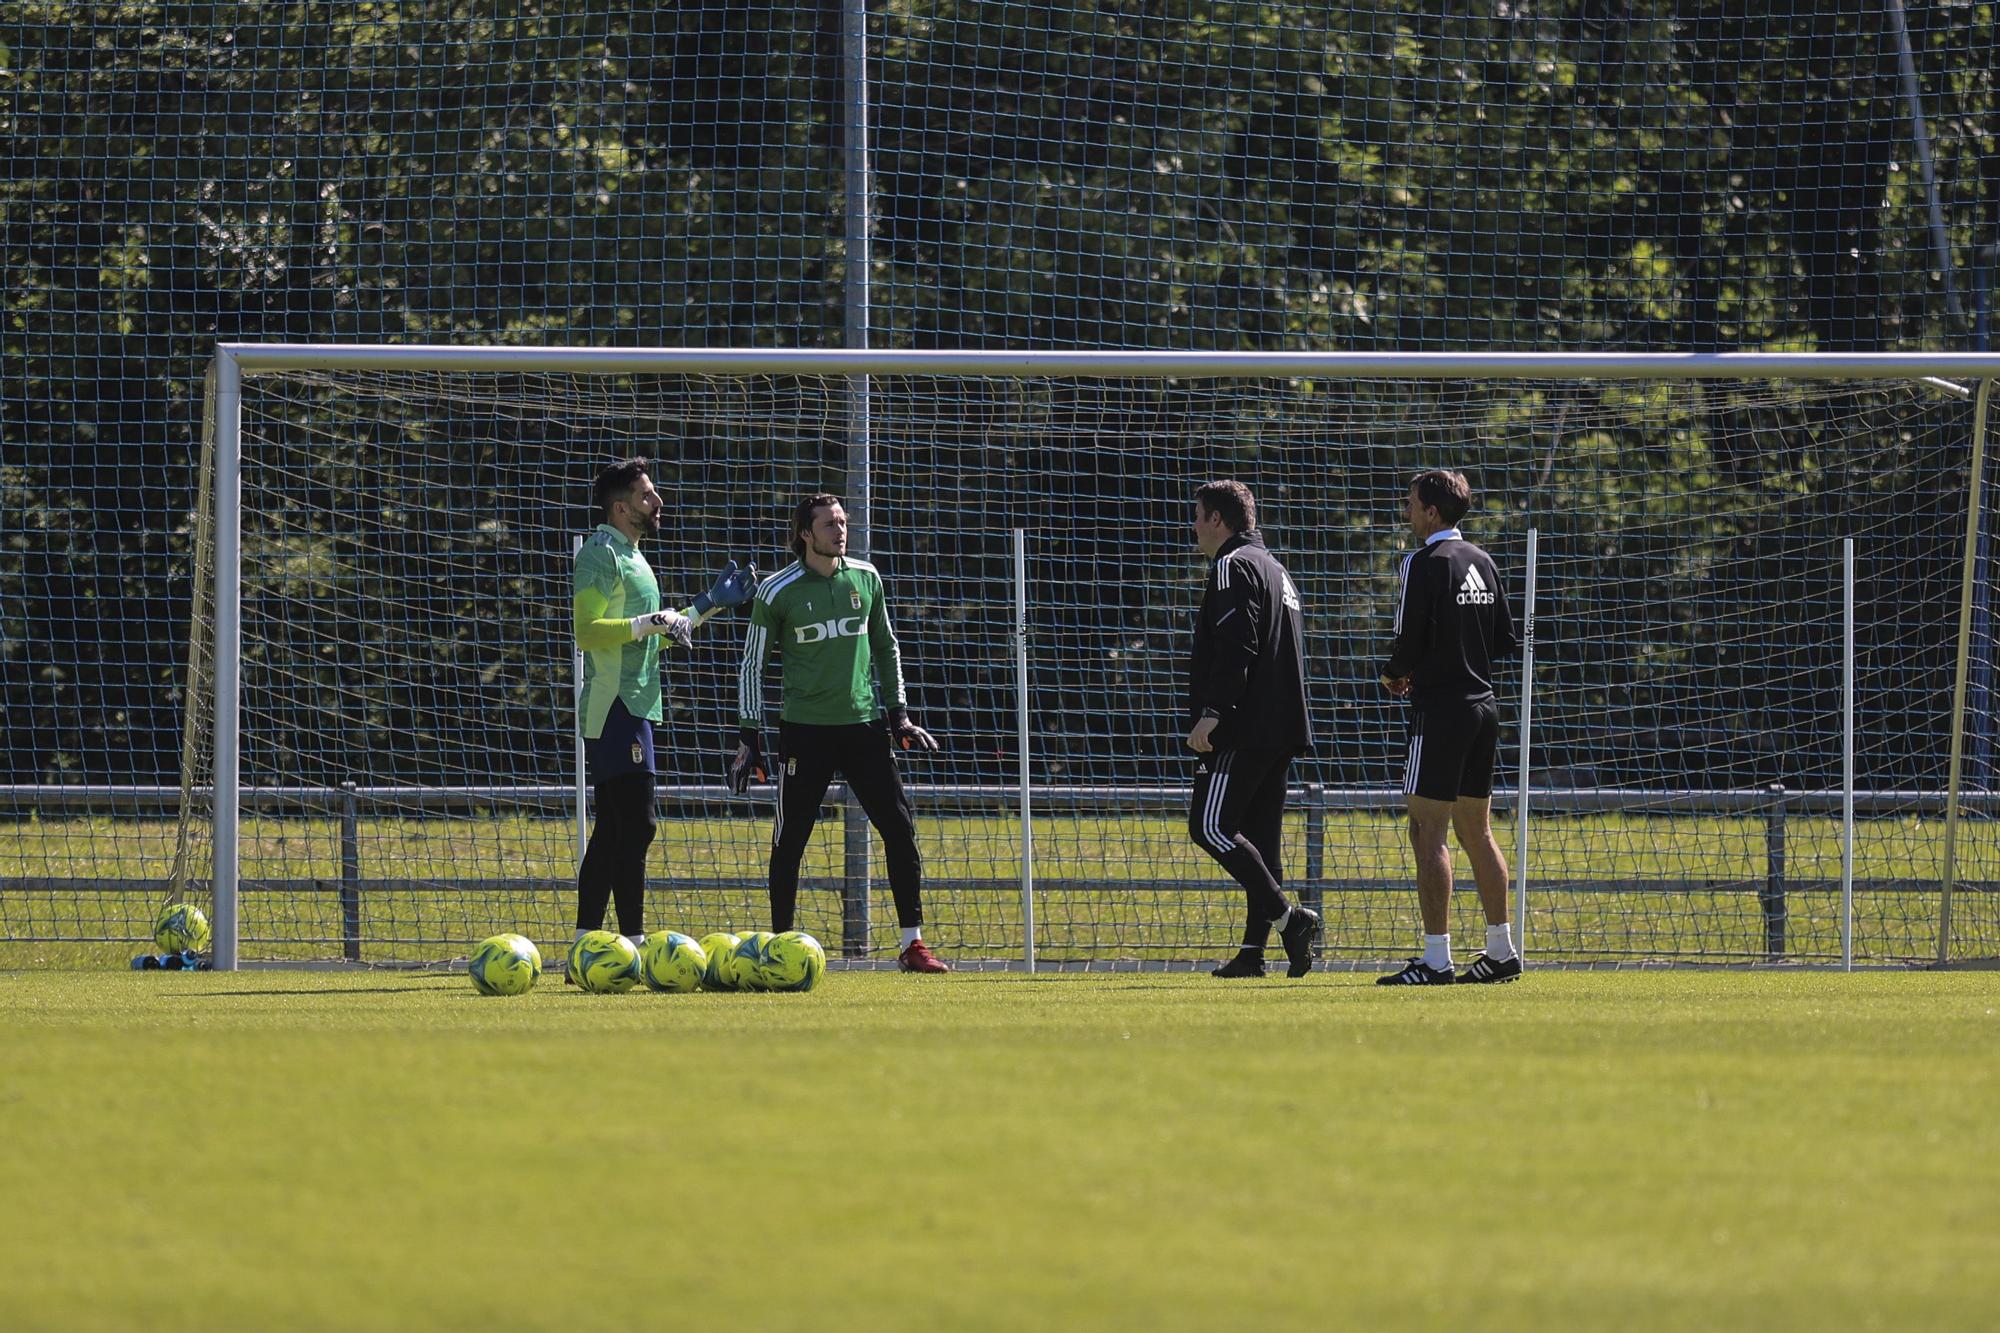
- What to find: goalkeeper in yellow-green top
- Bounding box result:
[573,458,758,957]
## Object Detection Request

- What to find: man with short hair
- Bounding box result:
[1378,468,1520,985]
[1187,480,1320,979]
[732,494,948,973]
[572,458,756,960]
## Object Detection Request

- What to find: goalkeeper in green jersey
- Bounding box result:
[573,458,757,958]
[731,493,949,973]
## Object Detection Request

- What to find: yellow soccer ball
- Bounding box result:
[566,930,640,994]
[153,902,211,955]
[638,932,708,994]
[760,931,828,993]
[733,932,778,992]
[468,933,542,996]
[698,932,746,990]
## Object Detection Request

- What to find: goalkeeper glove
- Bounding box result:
[691,560,760,618]
[886,707,938,753]
[728,729,768,794]
[630,608,692,648]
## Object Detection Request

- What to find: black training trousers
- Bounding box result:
[1187,747,1295,948]
[575,771,658,937]
[769,720,925,932]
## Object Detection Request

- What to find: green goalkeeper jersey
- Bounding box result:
[573,524,664,738]
[738,557,907,729]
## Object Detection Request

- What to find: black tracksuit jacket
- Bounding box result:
[1187,530,1311,752]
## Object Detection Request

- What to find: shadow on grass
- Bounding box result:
[946,974,1337,992]
[161,984,458,999]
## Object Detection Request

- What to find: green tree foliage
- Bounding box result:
[3,1,1995,783]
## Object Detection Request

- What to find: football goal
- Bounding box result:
[169,347,2000,970]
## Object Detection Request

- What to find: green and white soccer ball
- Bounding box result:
[154,902,211,955]
[733,932,778,992]
[760,931,828,993]
[468,933,542,996]
[567,930,640,994]
[638,932,708,994]
[698,932,747,990]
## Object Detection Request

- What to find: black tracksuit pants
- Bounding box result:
[1188,747,1295,948]
[575,772,657,937]
[769,720,925,932]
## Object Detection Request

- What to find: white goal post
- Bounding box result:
[191,347,2000,971]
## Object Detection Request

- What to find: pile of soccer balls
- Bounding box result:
[466,929,827,997]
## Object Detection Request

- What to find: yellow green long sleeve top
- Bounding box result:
[573,524,666,738]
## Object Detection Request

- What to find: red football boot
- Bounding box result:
[896,939,951,973]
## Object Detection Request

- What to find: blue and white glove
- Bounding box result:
[691,560,760,620]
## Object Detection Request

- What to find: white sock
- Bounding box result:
[900,927,923,951]
[573,928,590,943]
[1423,933,1452,971]
[1486,923,1516,962]
[624,934,645,952]
[1272,907,1293,933]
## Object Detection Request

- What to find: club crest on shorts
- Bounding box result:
[630,742,643,764]
[787,757,798,776]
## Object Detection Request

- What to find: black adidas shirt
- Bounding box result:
[1188,529,1312,751]
[1385,529,1517,708]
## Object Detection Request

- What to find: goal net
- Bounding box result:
[170,349,2000,968]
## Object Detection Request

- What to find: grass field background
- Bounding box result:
[4,969,1996,1330]
[5,809,1999,967]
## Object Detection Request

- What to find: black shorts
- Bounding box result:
[584,698,657,782]
[1403,697,1500,802]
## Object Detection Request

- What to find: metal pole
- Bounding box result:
[1764,786,1788,960]
[340,781,362,964]
[573,535,588,869]
[840,0,875,954]
[1971,261,1998,791]
[841,0,873,546]
[842,788,870,958]
[1941,378,1995,962]
[211,351,242,972]
[1303,786,1325,920]
[221,347,2000,381]
[1842,537,1855,972]
[1015,528,1034,971]
[1887,0,1962,322]
[1513,527,1538,957]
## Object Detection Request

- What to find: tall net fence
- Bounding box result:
[138,365,1997,966]
[6,4,2000,963]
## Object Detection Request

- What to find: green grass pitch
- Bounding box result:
[5,969,1997,1330]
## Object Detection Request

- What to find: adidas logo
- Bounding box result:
[1456,565,1496,607]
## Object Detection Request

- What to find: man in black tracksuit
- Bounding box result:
[1378,468,1521,985]
[1185,480,1319,979]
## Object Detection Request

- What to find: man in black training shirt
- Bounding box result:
[1378,470,1521,985]
[1186,480,1320,979]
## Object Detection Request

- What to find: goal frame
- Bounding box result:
[201,346,2000,971]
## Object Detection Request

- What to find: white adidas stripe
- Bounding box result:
[740,564,808,725]
[1393,552,1415,633]
[1198,751,1235,853]
[738,622,769,723]
[771,758,786,847]
[756,562,806,604]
